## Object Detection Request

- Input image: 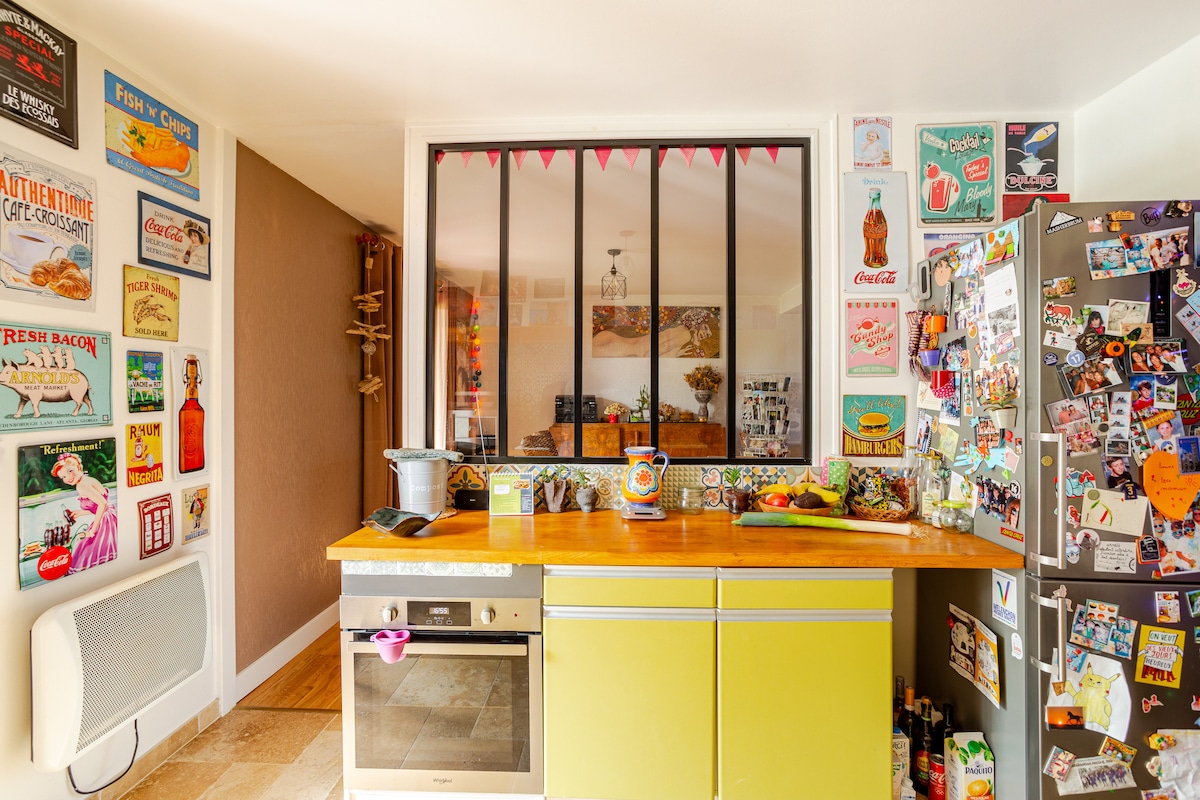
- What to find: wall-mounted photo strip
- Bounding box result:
[1129,340,1187,374]
[1058,356,1123,398]
[1088,394,1109,425]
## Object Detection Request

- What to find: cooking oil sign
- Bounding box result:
[841,394,906,457]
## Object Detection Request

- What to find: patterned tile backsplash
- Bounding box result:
[444,462,894,511]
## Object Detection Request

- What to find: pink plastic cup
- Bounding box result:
[369,628,411,663]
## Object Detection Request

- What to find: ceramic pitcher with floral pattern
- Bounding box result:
[621,446,670,507]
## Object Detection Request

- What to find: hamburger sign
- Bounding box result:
[842,394,906,457]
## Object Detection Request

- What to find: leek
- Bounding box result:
[732,511,914,537]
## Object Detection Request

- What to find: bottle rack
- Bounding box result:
[739,373,791,457]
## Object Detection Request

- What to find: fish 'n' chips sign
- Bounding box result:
[0,322,111,431]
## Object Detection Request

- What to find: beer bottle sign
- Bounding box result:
[843,172,908,294]
[171,347,209,478]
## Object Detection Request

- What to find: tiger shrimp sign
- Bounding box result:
[123,265,179,342]
[0,322,112,432]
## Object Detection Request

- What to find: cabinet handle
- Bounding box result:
[1032,431,1066,570]
[1030,592,1066,684]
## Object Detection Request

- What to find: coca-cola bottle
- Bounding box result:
[863,188,888,267]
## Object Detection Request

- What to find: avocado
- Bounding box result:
[792,491,826,509]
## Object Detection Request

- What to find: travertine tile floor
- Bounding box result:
[118,709,343,800]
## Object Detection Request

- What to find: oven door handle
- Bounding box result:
[346,640,527,657]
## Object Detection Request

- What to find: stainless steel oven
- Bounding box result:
[339,566,542,795]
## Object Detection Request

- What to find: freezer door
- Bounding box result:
[1028,200,1200,584]
[1029,575,1197,797]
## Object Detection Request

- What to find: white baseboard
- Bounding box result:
[234,600,339,702]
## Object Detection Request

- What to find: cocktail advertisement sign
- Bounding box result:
[841,394,906,457]
[917,122,997,225]
[0,322,111,431]
[104,71,199,200]
[0,144,96,310]
[0,1,78,148]
[17,437,117,590]
[137,192,211,280]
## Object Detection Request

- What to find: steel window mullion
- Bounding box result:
[497,148,509,458]
[574,146,584,458]
[649,145,659,448]
[726,143,737,460]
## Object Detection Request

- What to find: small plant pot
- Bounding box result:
[607,414,618,423]
[927,315,948,333]
[919,349,942,367]
[722,487,753,514]
[576,486,598,513]
[544,479,569,512]
[991,407,1018,429]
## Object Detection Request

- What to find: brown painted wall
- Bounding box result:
[234,143,363,671]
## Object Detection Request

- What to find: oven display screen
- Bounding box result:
[407,600,471,627]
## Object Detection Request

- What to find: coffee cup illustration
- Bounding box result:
[6,228,63,274]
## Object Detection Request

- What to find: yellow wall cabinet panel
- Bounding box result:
[716,567,893,611]
[544,566,716,608]
[717,613,892,800]
[543,611,715,800]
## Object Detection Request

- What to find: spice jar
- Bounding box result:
[930,500,945,529]
[678,486,706,515]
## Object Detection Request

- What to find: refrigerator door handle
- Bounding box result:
[1030,591,1067,683]
[1032,431,1067,570]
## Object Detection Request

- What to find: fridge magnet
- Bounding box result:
[851,116,891,170]
[1087,216,1104,233]
[181,484,209,543]
[1057,756,1137,793]
[1187,589,1200,617]
[1011,631,1023,659]
[1044,209,1084,235]
[990,568,1018,630]
[1156,591,1182,624]
[127,350,164,413]
[975,475,1020,525]
[137,192,212,280]
[1062,468,1097,499]
[16,437,117,591]
[1094,541,1137,574]
[1142,450,1200,521]
[1045,705,1087,730]
[1108,299,1150,330]
[916,122,997,225]
[1139,536,1163,564]
[1044,330,1077,351]
[1154,378,1179,410]
[1102,456,1134,489]
[1089,394,1110,425]
[1082,488,1148,535]
[924,231,984,259]
[1000,526,1023,544]
[125,421,163,487]
[845,300,899,376]
[171,348,208,479]
[1059,655,1131,737]
[137,493,172,559]
[123,265,179,342]
[1135,626,1185,688]
[0,322,112,432]
[1087,239,1130,281]
[1130,340,1188,374]
[841,172,908,293]
[1043,275,1078,300]
[1067,504,1082,527]
[104,72,199,200]
[1043,352,1059,366]
[0,145,97,310]
[1042,746,1075,781]
[1099,736,1137,764]
[982,221,1019,265]
[1077,528,1099,550]
[1173,268,1197,299]
[1044,300,1075,328]
[1004,122,1058,192]
[840,394,905,458]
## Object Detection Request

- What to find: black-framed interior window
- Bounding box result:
[427,138,812,464]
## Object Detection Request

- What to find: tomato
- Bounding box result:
[923,162,940,180]
[763,493,790,507]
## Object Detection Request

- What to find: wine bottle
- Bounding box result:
[893,675,906,726]
[932,701,957,757]
[896,685,916,743]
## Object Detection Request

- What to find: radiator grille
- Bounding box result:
[74,560,209,751]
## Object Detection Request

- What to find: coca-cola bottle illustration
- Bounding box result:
[863,188,888,267]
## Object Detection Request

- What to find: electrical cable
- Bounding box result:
[67,719,139,795]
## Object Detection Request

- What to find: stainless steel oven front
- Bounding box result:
[339,578,542,796]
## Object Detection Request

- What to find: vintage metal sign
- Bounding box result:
[0,1,77,147]
[104,71,199,200]
[123,264,179,342]
[0,322,111,431]
[137,192,210,280]
[917,122,997,225]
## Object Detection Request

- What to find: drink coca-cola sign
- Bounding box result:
[137,191,211,280]
[842,172,908,294]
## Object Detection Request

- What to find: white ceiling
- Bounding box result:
[24,0,1200,238]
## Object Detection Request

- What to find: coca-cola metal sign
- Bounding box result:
[842,172,908,294]
[137,191,211,280]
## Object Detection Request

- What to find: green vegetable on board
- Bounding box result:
[732,511,913,537]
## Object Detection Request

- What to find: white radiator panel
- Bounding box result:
[31,552,212,772]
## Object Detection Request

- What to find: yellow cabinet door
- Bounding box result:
[717,614,892,800]
[543,611,715,800]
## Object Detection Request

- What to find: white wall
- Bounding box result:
[1075,34,1200,200]
[0,22,234,798]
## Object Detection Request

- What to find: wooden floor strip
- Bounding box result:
[238,625,341,711]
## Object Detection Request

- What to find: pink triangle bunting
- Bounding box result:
[737,146,751,166]
[539,148,556,169]
[460,151,474,167]
[486,149,500,168]
[657,148,669,167]
[709,145,725,167]
[513,149,528,169]
[567,149,576,164]
[594,147,612,171]
[435,150,445,165]
[622,146,640,170]
[680,145,696,167]
[766,146,779,163]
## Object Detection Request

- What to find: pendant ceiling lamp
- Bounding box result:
[601,248,627,301]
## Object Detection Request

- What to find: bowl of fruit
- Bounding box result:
[754,481,842,516]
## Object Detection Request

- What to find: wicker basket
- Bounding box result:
[848,498,912,522]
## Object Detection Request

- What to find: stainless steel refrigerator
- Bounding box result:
[915,199,1200,799]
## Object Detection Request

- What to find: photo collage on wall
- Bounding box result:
[3,14,215,590]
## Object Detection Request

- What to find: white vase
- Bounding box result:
[694,390,713,422]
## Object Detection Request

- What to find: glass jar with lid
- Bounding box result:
[942,501,972,533]
[678,486,706,515]
[929,500,945,529]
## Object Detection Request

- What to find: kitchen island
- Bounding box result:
[328,511,1021,799]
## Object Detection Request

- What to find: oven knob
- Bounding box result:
[480,605,495,625]
[381,604,398,625]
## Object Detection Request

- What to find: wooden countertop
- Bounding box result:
[326,510,1024,569]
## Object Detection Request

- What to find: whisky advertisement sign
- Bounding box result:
[0,1,78,148]
[0,322,111,432]
[842,172,908,294]
[917,122,997,225]
[137,192,211,280]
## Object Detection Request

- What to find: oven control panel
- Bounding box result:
[408,600,471,627]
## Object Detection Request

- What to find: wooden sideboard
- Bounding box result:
[549,422,726,458]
